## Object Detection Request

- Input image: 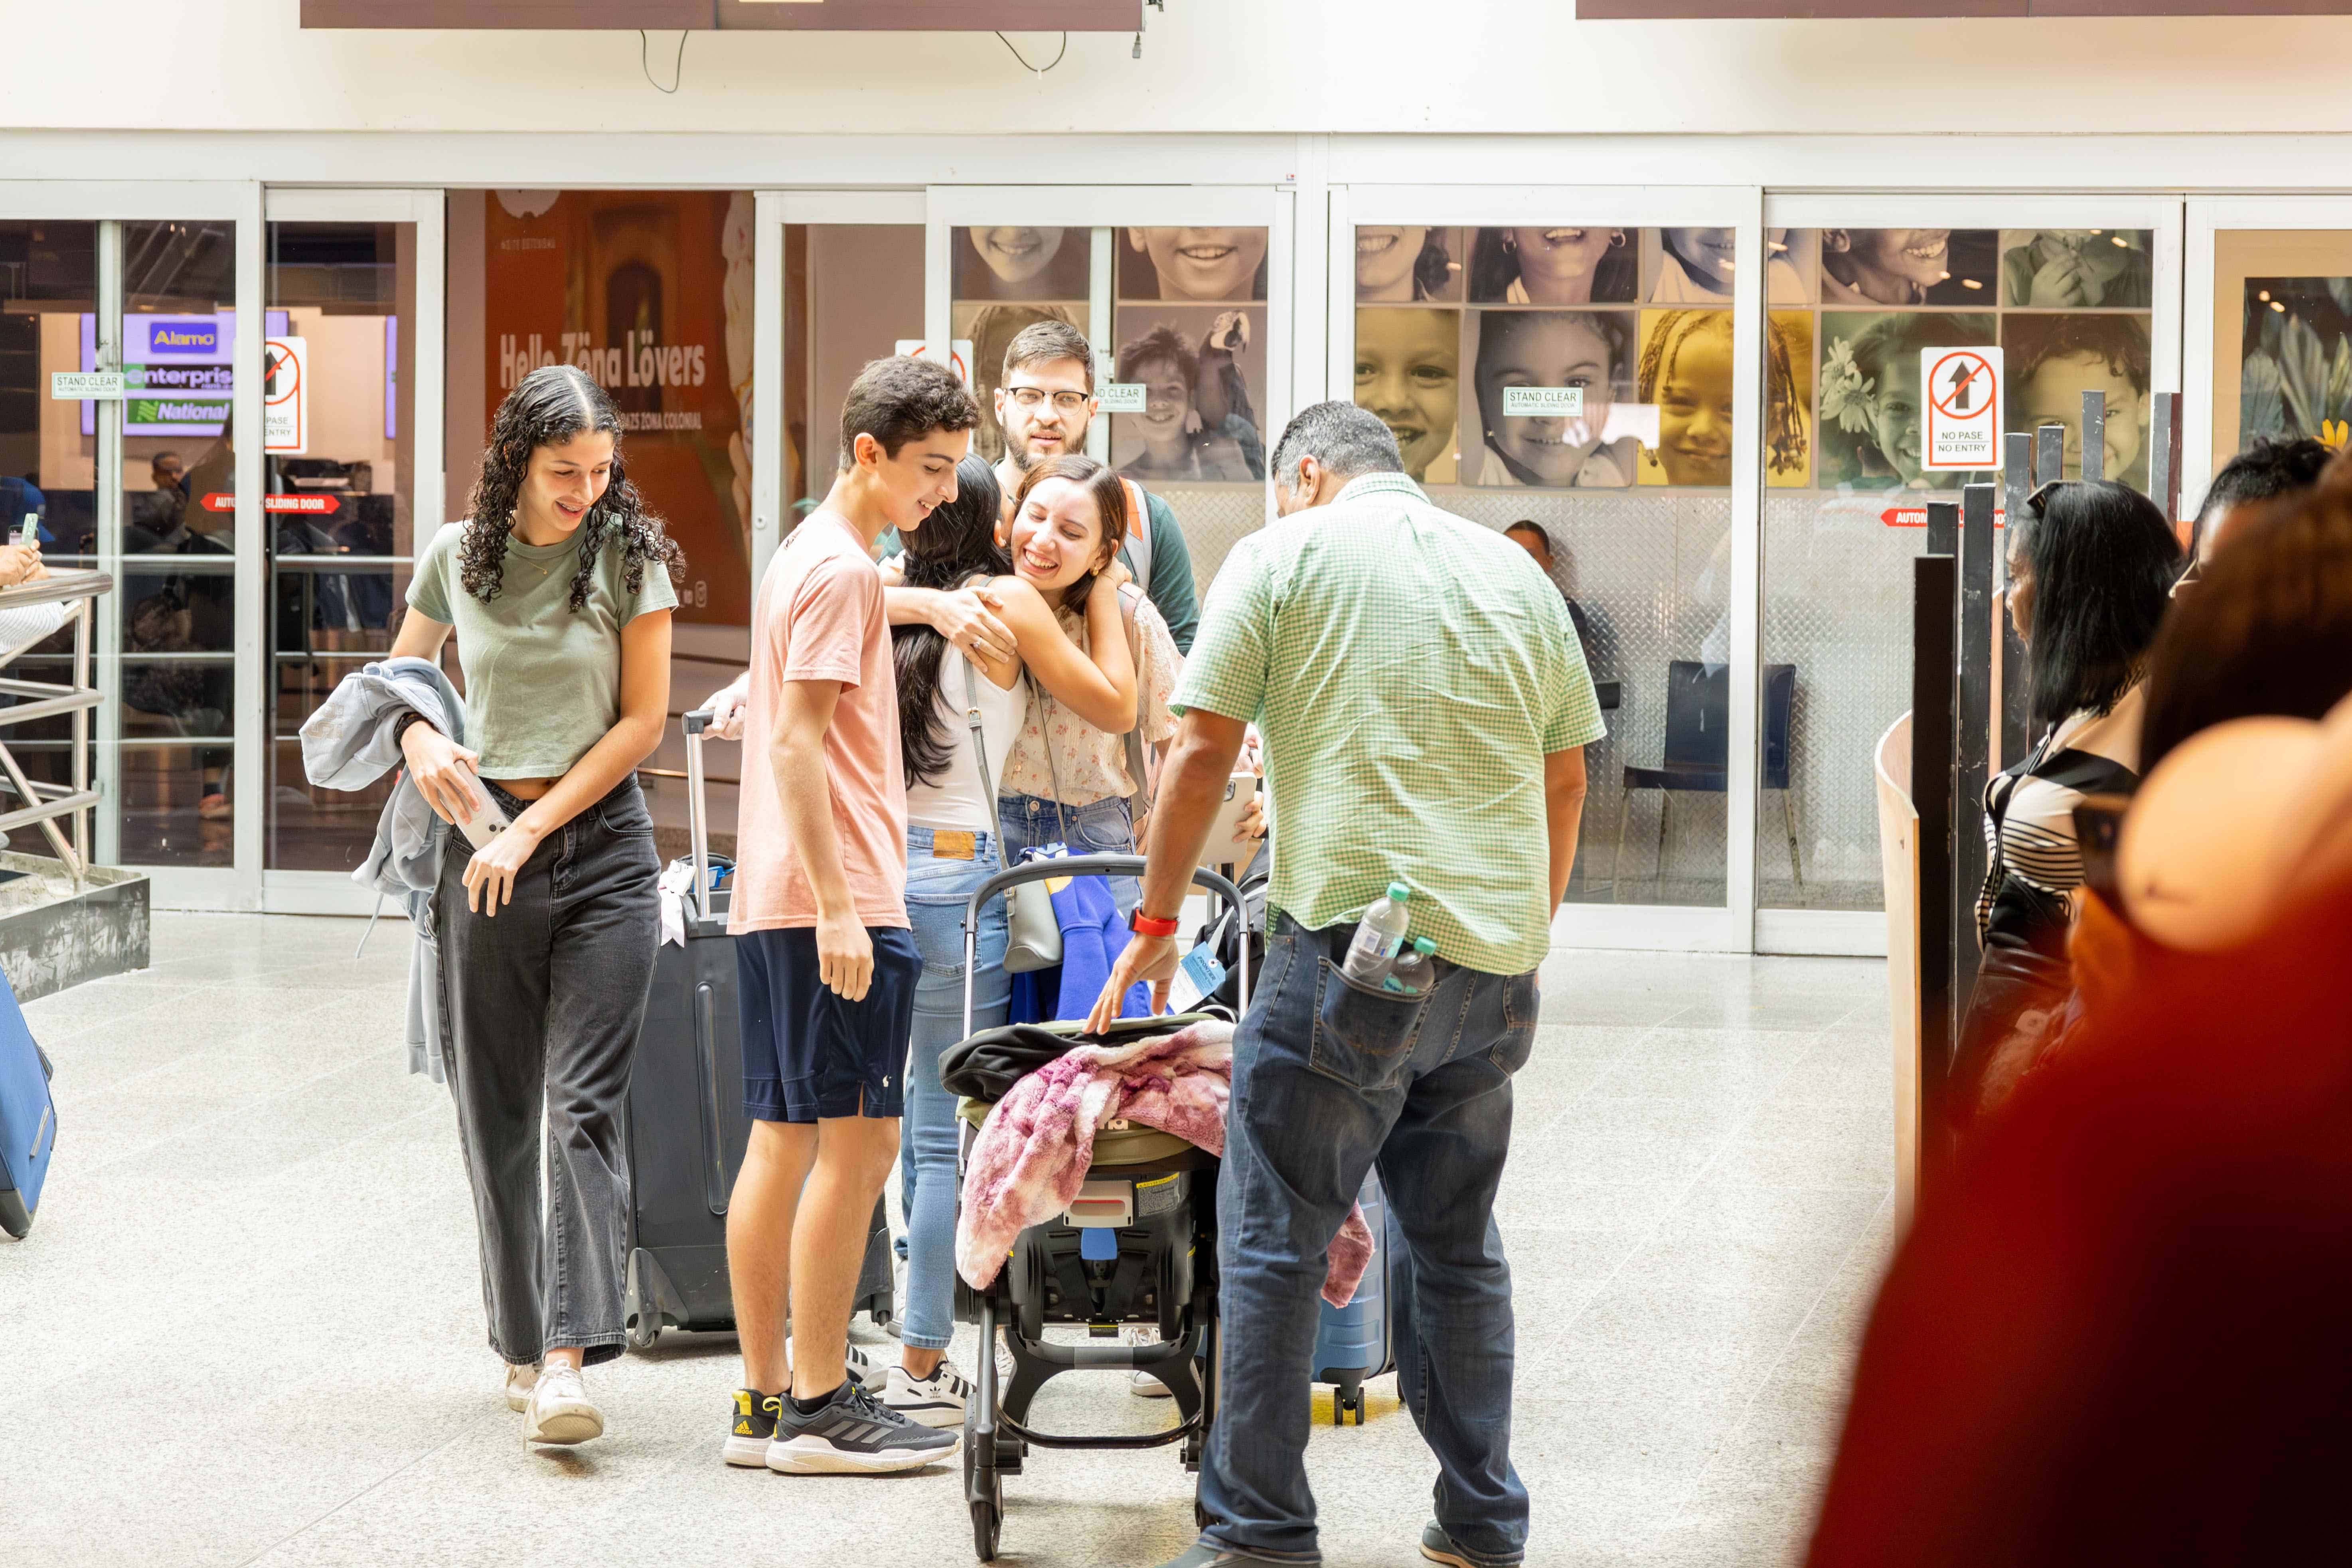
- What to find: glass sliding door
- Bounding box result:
[1333,188,1760,951]
[1755,198,2180,954]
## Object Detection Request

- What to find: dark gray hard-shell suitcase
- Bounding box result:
[622,708,892,1348]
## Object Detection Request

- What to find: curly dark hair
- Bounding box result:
[461,363,684,612]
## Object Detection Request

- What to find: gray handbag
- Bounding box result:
[961,656,1065,974]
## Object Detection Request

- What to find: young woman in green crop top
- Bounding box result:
[390,363,682,1449]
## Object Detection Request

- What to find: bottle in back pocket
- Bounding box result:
[1382,937,1437,995]
[1342,882,1413,989]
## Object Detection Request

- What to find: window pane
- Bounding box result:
[120,219,239,867]
[265,220,413,872]
[1354,225,1740,908]
[1762,226,2156,912]
[0,220,97,865]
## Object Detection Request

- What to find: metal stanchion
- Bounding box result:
[1954,484,1999,998]
[2150,390,2185,533]
[1912,537,1959,1195]
[2080,388,2107,484]
[1999,432,2033,767]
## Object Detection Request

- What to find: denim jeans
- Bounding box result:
[997,790,1137,919]
[434,775,660,1369]
[899,825,1010,1353]
[1199,915,1536,1566]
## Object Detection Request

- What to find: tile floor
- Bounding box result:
[3,914,1893,1568]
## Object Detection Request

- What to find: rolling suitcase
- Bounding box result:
[1313,1167,1395,1424]
[0,972,58,1240]
[622,708,894,1348]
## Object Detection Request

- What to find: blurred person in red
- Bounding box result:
[1809,681,2352,1565]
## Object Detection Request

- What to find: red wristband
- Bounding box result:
[1129,909,1181,939]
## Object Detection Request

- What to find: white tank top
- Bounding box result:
[905,649,1025,839]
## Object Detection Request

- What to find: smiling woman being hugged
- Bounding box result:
[391,363,682,1450]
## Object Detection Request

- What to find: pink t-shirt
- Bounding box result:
[729,511,909,934]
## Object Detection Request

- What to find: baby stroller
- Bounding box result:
[948,854,1249,1562]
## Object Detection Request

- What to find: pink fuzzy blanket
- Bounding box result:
[955,1019,1373,1307]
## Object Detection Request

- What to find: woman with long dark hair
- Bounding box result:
[391,363,682,1447]
[879,452,1140,1428]
[1952,479,2179,1131]
[995,453,1182,923]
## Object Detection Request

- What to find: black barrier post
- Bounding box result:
[1955,485,1998,997]
[2036,423,2067,494]
[2000,432,2032,766]
[2151,390,2184,529]
[1912,544,1958,1196]
[2080,388,2107,484]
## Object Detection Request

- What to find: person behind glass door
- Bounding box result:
[1951,480,2179,1134]
[1467,310,1638,488]
[390,363,682,1448]
[994,453,1179,923]
[1088,402,1604,1568]
[879,453,1141,1432]
[1353,306,1461,486]
[1356,226,1457,302]
[1504,520,1599,664]
[1468,226,1635,305]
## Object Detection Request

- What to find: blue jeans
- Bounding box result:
[997,791,1138,920]
[1199,916,1536,1566]
[899,826,1010,1353]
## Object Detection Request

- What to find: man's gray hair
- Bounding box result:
[1268,401,1404,490]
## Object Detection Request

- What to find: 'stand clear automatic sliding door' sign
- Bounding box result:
[1921,347,2000,472]
[263,336,308,455]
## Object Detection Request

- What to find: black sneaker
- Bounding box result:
[1420,1520,1520,1568]
[722,1388,780,1468]
[765,1380,960,1474]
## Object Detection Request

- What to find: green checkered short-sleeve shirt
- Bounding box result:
[1174,473,1605,975]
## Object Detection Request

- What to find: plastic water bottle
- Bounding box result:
[1342,882,1413,987]
[1383,937,1438,995]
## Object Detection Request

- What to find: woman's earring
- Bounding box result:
[1501,232,1517,253]
[1609,230,1626,249]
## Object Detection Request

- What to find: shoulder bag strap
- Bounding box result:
[957,654,995,825]
[1116,582,1156,816]
[1121,477,1153,590]
[1021,670,1074,847]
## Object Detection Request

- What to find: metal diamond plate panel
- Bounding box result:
[1758,492,1925,912]
[1153,483,1268,596]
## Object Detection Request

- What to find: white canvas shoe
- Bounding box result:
[503,1361,540,1413]
[522,1364,604,1446]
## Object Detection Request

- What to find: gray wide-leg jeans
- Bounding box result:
[435,775,660,1368]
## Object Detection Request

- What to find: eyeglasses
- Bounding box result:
[1007,387,1090,414]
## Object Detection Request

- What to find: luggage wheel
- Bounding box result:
[1333,1380,1365,1426]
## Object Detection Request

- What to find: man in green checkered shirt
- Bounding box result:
[1092,402,1600,1568]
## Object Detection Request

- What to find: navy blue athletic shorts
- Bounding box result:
[736,924,921,1122]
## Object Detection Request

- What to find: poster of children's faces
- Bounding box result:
[1809,228,2156,494]
[1351,226,1789,491]
[949,226,1271,482]
[1353,225,2156,494]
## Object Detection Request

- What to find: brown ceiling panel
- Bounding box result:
[303,0,1141,26]
[717,0,1141,26]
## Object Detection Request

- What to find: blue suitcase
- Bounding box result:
[0,974,58,1239]
[1315,1168,1395,1425]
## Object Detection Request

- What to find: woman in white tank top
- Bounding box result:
[883,454,1139,1420]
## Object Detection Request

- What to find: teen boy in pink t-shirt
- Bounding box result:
[721,356,978,1476]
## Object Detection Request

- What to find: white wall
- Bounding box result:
[8,2,2352,138]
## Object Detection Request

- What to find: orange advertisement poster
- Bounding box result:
[482,190,752,626]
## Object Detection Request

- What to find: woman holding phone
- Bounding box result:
[390,363,682,1450]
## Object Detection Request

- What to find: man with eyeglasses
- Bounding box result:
[702,324,1202,737]
[947,318,1200,657]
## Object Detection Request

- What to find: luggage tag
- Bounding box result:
[1166,940,1227,1013]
